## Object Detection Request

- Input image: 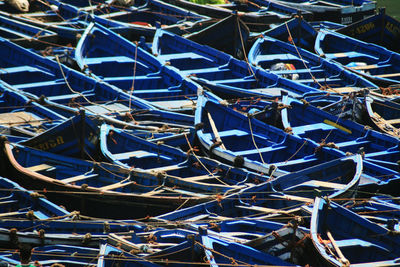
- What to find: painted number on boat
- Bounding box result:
[32,136,64,151]
[355,22,375,34]
[385,22,400,37]
[341,17,352,25]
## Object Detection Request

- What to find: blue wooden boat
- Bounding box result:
[0,245,100,266]
[195,93,345,175]
[0,13,57,49]
[0,0,211,42]
[274,0,376,25]
[0,140,213,218]
[75,22,200,113]
[22,111,193,159]
[248,34,377,93]
[156,0,304,32]
[98,243,160,266]
[315,29,400,86]
[100,124,269,194]
[311,197,400,266]
[281,95,399,158]
[192,219,311,265]
[60,0,212,37]
[265,16,318,52]
[153,29,325,100]
[230,95,400,191]
[0,1,87,41]
[0,86,66,139]
[337,8,400,54]
[0,176,70,219]
[0,218,146,235]
[365,96,400,138]
[157,155,362,223]
[200,228,296,266]
[344,197,400,231]
[0,227,102,248]
[0,34,193,129]
[185,14,250,59]
[21,111,99,159]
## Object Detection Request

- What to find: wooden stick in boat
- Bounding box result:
[207,112,226,150]
[326,230,350,266]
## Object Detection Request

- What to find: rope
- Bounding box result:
[237,15,257,80]
[285,140,308,163]
[128,42,138,112]
[247,116,265,164]
[195,240,253,266]
[183,134,229,186]
[284,22,344,94]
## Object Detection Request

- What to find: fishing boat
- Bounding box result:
[315,29,400,86]
[274,0,376,25]
[0,140,213,218]
[157,154,362,224]
[344,197,400,231]
[281,95,399,156]
[185,14,250,59]
[365,96,400,138]
[0,87,66,140]
[265,17,318,52]
[98,243,161,266]
[310,197,400,266]
[100,124,269,194]
[0,13,58,49]
[0,227,102,248]
[153,29,324,100]
[0,176,70,219]
[156,0,305,32]
[0,218,146,235]
[0,34,194,129]
[21,111,99,159]
[248,34,377,93]
[337,8,400,54]
[200,228,296,266]
[195,93,345,175]
[75,22,200,113]
[0,245,100,266]
[0,0,211,41]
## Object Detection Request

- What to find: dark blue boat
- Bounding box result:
[0,176,70,219]
[0,86,66,139]
[311,197,400,266]
[0,245,99,266]
[315,29,400,86]
[337,8,400,54]
[75,22,200,113]
[156,0,305,32]
[275,0,375,25]
[0,13,57,49]
[200,228,296,266]
[21,111,99,159]
[185,14,250,59]
[0,34,193,128]
[195,93,345,175]
[365,96,400,138]
[100,124,270,194]
[153,29,324,99]
[157,155,362,223]
[1,140,213,218]
[0,0,211,42]
[248,34,377,92]
[281,95,399,157]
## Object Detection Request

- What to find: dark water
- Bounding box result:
[377,0,400,19]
